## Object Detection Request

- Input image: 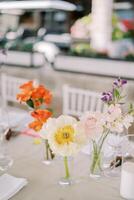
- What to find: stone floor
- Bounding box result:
[1,62,134,119]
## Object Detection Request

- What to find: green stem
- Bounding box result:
[91,131,109,174]
[45,140,49,160]
[64,156,70,179]
[98,131,109,156]
[49,147,55,159]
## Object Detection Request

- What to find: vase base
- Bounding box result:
[58,177,73,186]
[90,173,102,179]
[0,156,13,171]
[104,167,121,177]
[42,160,52,165]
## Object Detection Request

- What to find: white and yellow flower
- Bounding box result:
[40,115,86,156]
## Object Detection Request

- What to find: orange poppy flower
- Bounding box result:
[31,109,52,123]
[29,120,43,132]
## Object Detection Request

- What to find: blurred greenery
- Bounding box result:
[70,43,108,58]
[70,13,134,60]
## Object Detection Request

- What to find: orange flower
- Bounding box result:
[31,109,52,123]
[17,81,53,131]
[43,92,52,105]
[29,120,43,132]
[31,85,46,100]
[33,100,42,108]
[31,85,52,105]
[17,91,32,102]
[20,81,34,92]
[17,81,52,107]
[17,81,34,103]
[29,110,52,131]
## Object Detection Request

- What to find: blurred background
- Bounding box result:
[0,0,133,118]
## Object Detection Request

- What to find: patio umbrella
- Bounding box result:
[0,0,77,11]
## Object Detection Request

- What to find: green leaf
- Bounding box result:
[46,108,53,114]
[129,103,133,110]
[39,98,44,103]
[128,103,134,116]
[26,99,34,109]
[114,88,120,97]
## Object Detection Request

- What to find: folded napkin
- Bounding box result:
[0,174,28,200]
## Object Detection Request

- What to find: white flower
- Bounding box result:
[123,114,133,129]
[40,115,87,157]
[104,104,133,133]
[106,104,122,122]
[106,120,124,133]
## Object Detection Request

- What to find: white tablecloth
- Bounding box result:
[5,135,122,200]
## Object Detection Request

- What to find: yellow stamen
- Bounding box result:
[55,125,74,145]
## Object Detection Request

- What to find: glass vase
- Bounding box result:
[0,125,13,171]
[103,133,125,177]
[58,156,73,186]
[42,139,55,165]
[90,147,103,178]
[89,131,109,178]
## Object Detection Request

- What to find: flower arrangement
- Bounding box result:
[80,78,134,177]
[17,80,52,131]
[17,80,54,162]
[17,78,134,180]
[40,115,86,184]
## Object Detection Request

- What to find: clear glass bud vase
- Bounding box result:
[0,126,13,171]
[90,148,103,178]
[42,139,55,165]
[58,156,74,186]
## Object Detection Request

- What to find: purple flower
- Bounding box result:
[101,92,113,103]
[113,78,127,88]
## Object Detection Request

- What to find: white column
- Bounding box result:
[91,0,113,51]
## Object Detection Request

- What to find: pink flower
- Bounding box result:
[80,112,105,140]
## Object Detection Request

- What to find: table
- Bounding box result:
[6,135,122,200]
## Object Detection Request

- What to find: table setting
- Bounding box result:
[0,78,134,200]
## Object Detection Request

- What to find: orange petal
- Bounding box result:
[29,120,43,132]
[20,81,34,91]
[31,109,52,122]
[16,93,30,102]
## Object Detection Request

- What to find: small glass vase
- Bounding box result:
[58,156,73,186]
[90,148,103,178]
[89,132,109,178]
[0,126,13,171]
[42,139,55,165]
[103,133,125,177]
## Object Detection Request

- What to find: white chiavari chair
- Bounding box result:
[1,73,30,108]
[63,85,107,118]
[0,73,38,130]
[62,85,108,155]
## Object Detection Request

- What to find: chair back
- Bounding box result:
[0,73,37,107]
[63,85,107,117]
